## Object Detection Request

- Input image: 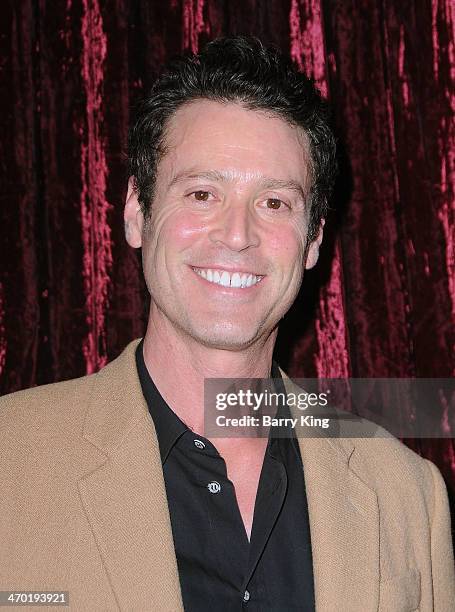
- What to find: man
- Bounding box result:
[0,36,453,612]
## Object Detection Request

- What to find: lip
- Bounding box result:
[189,264,265,277]
[189,265,265,290]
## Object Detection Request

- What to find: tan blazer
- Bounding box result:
[0,339,454,611]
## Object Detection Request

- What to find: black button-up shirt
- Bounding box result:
[136,340,315,611]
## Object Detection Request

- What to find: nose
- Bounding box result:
[207,199,260,252]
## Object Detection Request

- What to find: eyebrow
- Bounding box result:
[168,169,307,200]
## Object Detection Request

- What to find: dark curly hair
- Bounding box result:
[128,36,337,240]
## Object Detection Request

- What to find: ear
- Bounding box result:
[124,176,145,248]
[305,219,325,270]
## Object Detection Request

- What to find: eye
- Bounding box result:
[191,190,211,201]
[265,198,289,210]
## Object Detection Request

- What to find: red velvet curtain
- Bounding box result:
[1,1,454,507]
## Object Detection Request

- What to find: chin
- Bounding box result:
[187,321,262,351]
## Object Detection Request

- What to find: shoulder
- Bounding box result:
[0,338,142,448]
[0,372,97,442]
[353,432,431,478]
[349,433,446,517]
[279,367,445,499]
[0,373,104,495]
[0,339,142,434]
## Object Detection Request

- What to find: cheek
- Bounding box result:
[267,221,306,269]
[147,203,207,261]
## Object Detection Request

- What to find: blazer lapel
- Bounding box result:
[77,339,184,612]
[280,371,380,612]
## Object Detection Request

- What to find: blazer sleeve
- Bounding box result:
[424,459,455,611]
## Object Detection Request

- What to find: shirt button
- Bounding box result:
[207,481,221,494]
[243,590,250,602]
[193,439,206,449]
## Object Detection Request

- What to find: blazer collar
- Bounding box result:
[78,339,379,612]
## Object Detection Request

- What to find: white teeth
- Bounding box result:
[220,271,230,287]
[193,267,263,289]
[231,273,242,288]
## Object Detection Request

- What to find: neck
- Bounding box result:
[142,305,277,434]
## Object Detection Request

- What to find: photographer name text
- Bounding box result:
[215,414,330,429]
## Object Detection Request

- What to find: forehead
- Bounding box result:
[159,100,311,186]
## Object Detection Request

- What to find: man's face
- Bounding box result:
[125,100,323,350]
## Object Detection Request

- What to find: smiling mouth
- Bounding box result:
[191,266,265,289]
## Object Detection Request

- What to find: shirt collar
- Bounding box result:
[135,338,188,463]
[135,338,288,464]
